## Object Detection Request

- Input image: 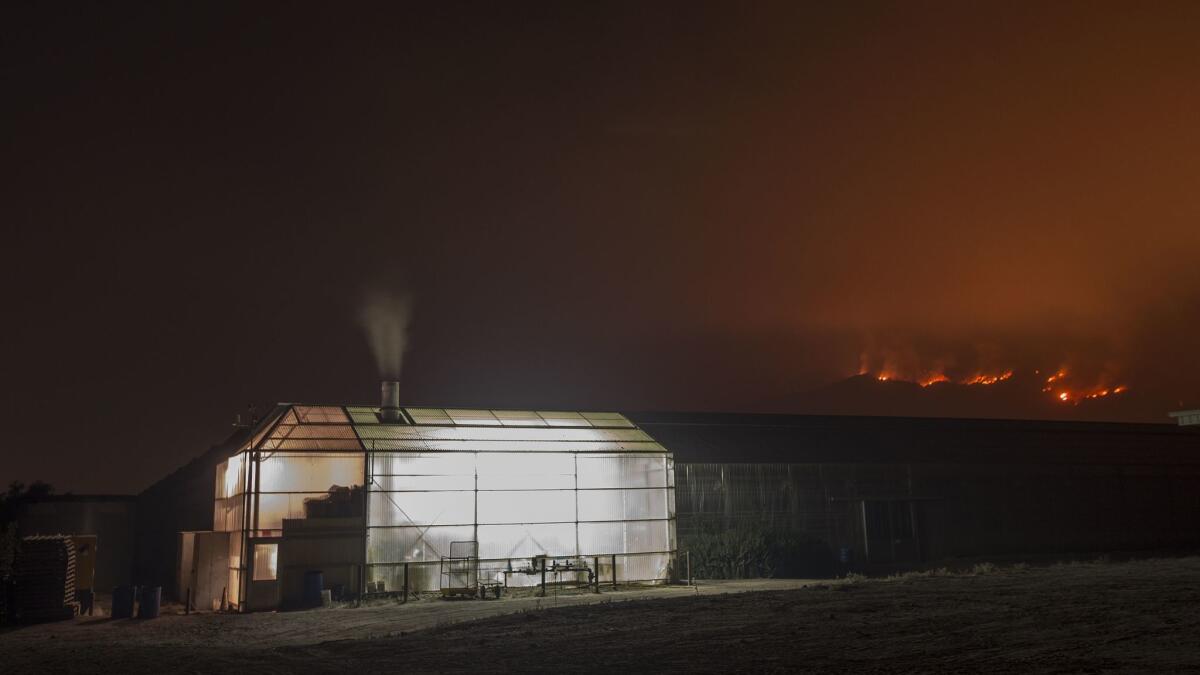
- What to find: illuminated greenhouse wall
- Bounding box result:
[360,408,674,592]
[209,405,675,608]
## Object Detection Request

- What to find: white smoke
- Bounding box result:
[358,289,413,380]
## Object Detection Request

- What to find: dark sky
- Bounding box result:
[4,1,1199,494]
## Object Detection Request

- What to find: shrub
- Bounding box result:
[970,562,997,575]
[681,523,834,579]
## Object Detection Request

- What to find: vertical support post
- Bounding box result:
[888,500,897,563]
[237,452,253,613]
[910,500,922,563]
[687,550,692,586]
[403,562,409,604]
[860,501,871,565]
[540,564,546,597]
[593,556,600,593]
[612,554,618,588]
[362,440,371,599]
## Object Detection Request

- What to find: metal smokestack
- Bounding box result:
[380,381,402,423]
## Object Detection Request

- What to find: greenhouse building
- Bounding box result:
[183,386,676,612]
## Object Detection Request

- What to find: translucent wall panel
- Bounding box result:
[256,492,331,530]
[365,448,675,586]
[578,520,671,555]
[474,452,575,490]
[577,455,669,489]
[368,562,443,593]
[252,543,278,581]
[215,453,246,499]
[213,495,244,532]
[623,520,673,553]
[228,568,241,606]
[477,490,575,524]
[579,521,630,556]
[618,552,672,583]
[228,533,243,607]
[229,530,242,564]
[368,491,475,527]
[584,552,671,584]
[258,453,364,493]
[371,452,476,478]
[368,525,475,563]
[577,488,669,522]
[477,523,577,559]
[373,473,474,492]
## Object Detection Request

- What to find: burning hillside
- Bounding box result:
[854,347,1129,407]
[862,367,1128,406]
[776,344,1147,422]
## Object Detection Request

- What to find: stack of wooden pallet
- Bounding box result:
[13,535,79,623]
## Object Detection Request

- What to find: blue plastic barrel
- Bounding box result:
[303,571,324,608]
[112,585,135,618]
[137,586,161,619]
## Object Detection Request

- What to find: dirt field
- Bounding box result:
[4,557,1200,673]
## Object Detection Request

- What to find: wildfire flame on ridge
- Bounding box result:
[864,365,1127,405]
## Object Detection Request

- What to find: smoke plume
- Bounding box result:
[358,289,414,380]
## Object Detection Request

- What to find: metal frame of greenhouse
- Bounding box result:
[198,402,675,612]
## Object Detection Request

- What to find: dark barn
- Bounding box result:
[14,495,137,592]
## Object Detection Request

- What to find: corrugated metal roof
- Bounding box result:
[231,404,1198,465]
[237,404,649,454]
[626,411,1200,465]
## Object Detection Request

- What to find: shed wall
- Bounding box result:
[676,461,1200,573]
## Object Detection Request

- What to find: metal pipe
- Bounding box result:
[380,381,402,423]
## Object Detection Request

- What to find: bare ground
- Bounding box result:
[4,557,1200,673]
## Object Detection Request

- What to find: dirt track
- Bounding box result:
[4,558,1200,673]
